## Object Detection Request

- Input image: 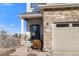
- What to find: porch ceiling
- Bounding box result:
[19,12,43,19]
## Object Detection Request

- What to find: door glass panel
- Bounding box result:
[30,24,40,39]
[32,26,37,32]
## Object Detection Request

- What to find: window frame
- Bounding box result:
[72,23,79,27]
[56,23,69,27]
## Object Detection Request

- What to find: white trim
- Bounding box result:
[18,13,42,18]
[21,19,24,34]
[27,3,33,12]
[40,4,79,9]
[69,23,72,27]
[52,23,55,50]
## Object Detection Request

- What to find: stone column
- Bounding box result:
[43,28,52,51]
[43,12,52,52]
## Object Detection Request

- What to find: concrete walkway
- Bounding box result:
[10,45,28,56]
[10,45,49,56]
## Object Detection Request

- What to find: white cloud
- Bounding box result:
[10,24,15,27]
[0,3,13,7]
[0,14,7,17]
[4,3,12,5]
[0,24,15,31]
[0,24,19,34]
[0,24,6,31]
[0,24,5,27]
[2,3,13,6]
[0,24,15,33]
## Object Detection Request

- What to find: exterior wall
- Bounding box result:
[27,18,43,39]
[43,7,79,51]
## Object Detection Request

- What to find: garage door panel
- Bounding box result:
[53,23,79,50]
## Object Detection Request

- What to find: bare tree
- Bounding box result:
[13,33,18,38]
[0,30,8,39]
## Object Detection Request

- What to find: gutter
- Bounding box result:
[39,3,79,9]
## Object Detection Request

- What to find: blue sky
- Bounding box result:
[0,3,26,34]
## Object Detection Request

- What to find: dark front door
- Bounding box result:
[30,24,40,40]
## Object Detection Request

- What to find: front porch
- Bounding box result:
[19,11,44,51]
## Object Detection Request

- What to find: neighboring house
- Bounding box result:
[19,3,79,55]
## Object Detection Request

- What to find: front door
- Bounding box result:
[30,24,40,40]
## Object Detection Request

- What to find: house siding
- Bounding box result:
[43,7,79,51]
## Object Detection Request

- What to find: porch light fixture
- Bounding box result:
[46,22,49,26]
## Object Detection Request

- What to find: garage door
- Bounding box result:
[53,22,79,50]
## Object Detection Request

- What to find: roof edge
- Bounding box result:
[39,4,79,9]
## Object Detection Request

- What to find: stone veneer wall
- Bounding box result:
[43,7,79,51]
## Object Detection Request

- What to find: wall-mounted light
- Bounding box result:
[46,22,49,26]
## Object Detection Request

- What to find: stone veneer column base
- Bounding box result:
[21,34,26,45]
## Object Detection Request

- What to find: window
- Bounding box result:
[30,3,46,12]
[56,23,69,27]
[31,3,40,11]
[72,23,79,27]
